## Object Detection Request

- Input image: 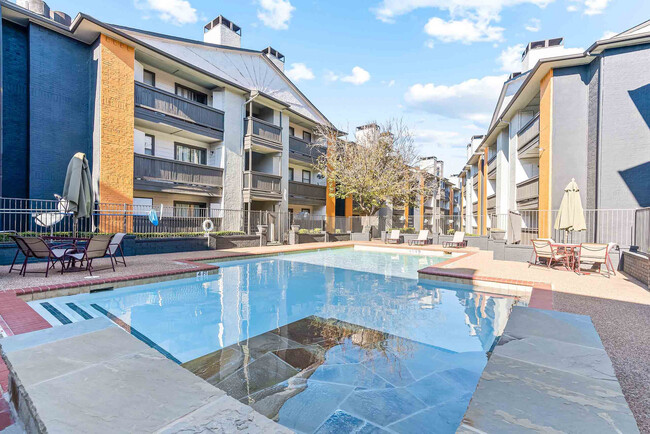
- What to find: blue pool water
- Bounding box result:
[33,247,519,433]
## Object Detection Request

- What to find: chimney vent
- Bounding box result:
[50,10,71,26]
[262,46,285,71]
[521,38,565,71]
[17,0,50,18]
[204,15,241,48]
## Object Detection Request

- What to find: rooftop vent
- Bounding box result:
[203,15,241,48]
[16,0,71,26]
[50,10,71,26]
[521,37,565,71]
[262,46,285,71]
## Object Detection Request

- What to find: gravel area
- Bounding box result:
[555,291,650,433]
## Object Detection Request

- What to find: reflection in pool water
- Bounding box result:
[38,248,519,432]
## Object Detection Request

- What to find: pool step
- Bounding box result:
[31,301,97,326]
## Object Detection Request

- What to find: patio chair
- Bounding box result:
[409,230,431,246]
[530,239,569,270]
[386,230,401,244]
[443,232,467,248]
[108,232,127,267]
[64,234,115,276]
[8,235,74,277]
[576,243,615,277]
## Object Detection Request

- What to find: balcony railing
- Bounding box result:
[289,181,327,204]
[487,194,496,212]
[243,171,282,195]
[517,114,540,152]
[134,154,223,187]
[244,117,282,150]
[134,82,224,135]
[487,156,497,175]
[289,136,326,163]
[516,176,539,203]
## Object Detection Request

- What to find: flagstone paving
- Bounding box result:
[458,306,639,433]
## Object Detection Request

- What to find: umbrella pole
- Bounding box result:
[73,219,78,238]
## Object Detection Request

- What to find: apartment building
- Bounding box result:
[460,23,650,239]
[0,1,335,235]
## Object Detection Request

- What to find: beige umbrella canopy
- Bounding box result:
[554,178,586,242]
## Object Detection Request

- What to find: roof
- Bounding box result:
[0,1,335,129]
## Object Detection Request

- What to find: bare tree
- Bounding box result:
[313,119,434,216]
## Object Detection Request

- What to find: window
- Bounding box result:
[303,131,312,143]
[289,126,295,137]
[175,143,207,165]
[175,83,207,105]
[288,168,294,181]
[302,170,311,184]
[173,201,207,218]
[143,70,155,86]
[144,134,155,156]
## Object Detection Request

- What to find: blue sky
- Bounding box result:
[42,0,650,175]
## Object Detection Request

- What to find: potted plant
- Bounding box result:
[490,228,505,240]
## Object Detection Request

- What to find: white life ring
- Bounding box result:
[202,219,214,232]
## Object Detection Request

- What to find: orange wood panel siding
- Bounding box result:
[326,179,336,232]
[539,69,553,238]
[98,35,135,232]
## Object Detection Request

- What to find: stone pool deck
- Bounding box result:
[0,317,290,433]
[458,307,639,433]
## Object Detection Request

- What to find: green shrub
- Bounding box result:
[447,229,456,235]
[401,227,417,234]
[297,228,323,235]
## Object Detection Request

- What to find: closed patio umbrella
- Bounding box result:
[554,178,586,242]
[62,153,93,234]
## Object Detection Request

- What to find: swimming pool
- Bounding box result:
[31,246,520,433]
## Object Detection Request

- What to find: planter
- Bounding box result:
[491,230,506,241]
[351,232,371,242]
[210,234,261,249]
[326,233,351,242]
[290,233,326,244]
[135,236,210,255]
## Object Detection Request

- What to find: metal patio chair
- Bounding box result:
[8,235,75,277]
[108,232,127,267]
[64,234,115,276]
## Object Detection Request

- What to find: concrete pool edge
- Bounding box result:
[0,318,292,433]
[457,306,639,433]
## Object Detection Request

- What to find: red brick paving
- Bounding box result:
[0,291,52,430]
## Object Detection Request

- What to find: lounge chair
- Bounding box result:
[409,230,431,246]
[386,230,401,244]
[443,231,467,248]
[530,239,569,270]
[8,235,74,277]
[576,243,615,277]
[64,234,115,275]
[108,232,127,267]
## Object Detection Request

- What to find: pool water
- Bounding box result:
[32,246,519,433]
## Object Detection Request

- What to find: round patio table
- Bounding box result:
[552,243,580,271]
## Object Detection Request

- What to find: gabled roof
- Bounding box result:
[114,26,331,127]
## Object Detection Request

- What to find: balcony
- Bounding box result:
[134,154,223,196]
[473,177,478,189]
[289,181,327,206]
[244,117,283,153]
[487,194,496,215]
[516,176,539,209]
[289,136,326,164]
[487,156,497,177]
[517,114,540,156]
[134,82,224,141]
[243,171,282,201]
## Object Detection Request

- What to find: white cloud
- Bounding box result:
[601,30,618,40]
[424,17,504,43]
[584,0,610,15]
[525,18,541,32]
[372,0,554,23]
[285,63,314,82]
[341,67,371,85]
[325,71,340,82]
[404,75,507,124]
[257,0,294,30]
[424,39,435,49]
[135,0,199,25]
[566,0,610,15]
[388,79,396,87]
[498,44,525,72]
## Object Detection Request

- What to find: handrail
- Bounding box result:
[135,81,224,115]
[516,175,539,187]
[517,113,540,136]
[245,116,281,130]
